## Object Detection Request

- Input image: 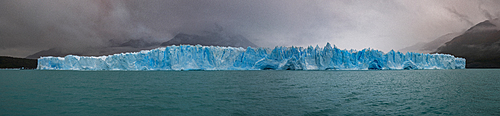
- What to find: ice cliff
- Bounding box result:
[37,43,466,70]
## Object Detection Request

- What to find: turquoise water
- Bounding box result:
[1,69,499,115]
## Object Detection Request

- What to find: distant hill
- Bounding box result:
[436,18,500,68]
[400,32,462,53]
[0,56,37,69]
[27,30,257,59]
[26,39,161,59]
[26,48,76,59]
[161,32,257,48]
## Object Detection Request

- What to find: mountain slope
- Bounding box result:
[26,39,162,59]
[161,32,257,48]
[27,31,257,59]
[400,32,462,53]
[436,18,500,68]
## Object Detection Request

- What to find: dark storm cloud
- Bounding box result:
[1,0,500,58]
[123,0,348,47]
[0,0,145,56]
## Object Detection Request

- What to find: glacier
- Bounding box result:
[37,43,466,70]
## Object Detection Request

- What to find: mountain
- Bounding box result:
[27,31,257,59]
[0,56,37,69]
[436,18,500,68]
[26,38,162,59]
[400,32,463,53]
[160,32,257,48]
[26,48,70,59]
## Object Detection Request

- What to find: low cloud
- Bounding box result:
[1,0,500,57]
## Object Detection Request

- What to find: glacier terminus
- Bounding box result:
[37,43,466,70]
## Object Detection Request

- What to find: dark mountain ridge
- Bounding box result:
[399,32,463,53]
[160,32,257,48]
[436,18,500,68]
[26,30,257,59]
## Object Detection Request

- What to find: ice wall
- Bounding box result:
[37,44,466,70]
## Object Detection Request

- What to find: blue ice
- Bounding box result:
[37,43,466,70]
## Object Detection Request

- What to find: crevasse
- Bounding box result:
[37,43,466,70]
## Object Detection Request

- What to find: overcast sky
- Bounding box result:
[1,0,500,58]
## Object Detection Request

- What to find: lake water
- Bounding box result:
[1,69,499,115]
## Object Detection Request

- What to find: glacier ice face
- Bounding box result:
[37,44,466,70]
